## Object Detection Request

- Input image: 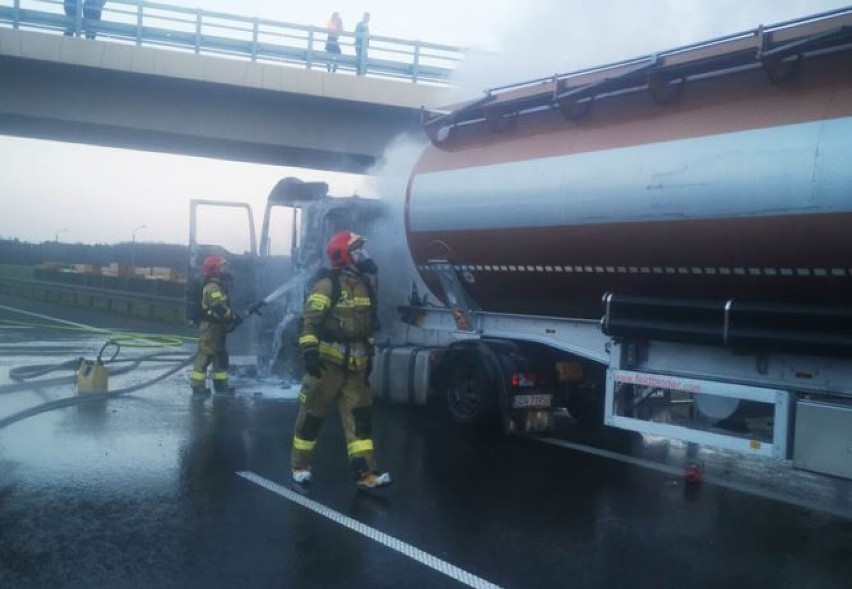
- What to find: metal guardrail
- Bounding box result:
[0,276,185,323]
[0,0,464,84]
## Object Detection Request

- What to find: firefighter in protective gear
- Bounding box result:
[189,256,241,395]
[290,231,391,489]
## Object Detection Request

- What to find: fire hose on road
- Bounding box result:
[0,321,196,430]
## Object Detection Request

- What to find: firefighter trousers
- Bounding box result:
[291,361,377,479]
[189,323,229,392]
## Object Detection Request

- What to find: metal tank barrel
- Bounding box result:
[405,11,852,319]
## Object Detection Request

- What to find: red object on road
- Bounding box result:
[684,463,704,484]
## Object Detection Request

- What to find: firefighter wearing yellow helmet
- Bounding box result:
[290,231,391,490]
[189,255,241,396]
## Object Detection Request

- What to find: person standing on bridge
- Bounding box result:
[83,0,106,40]
[290,231,391,490]
[325,12,343,72]
[354,12,370,75]
[63,0,78,36]
[189,256,242,396]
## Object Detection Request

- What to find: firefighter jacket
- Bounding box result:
[201,277,233,325]
[298,268,374,371]
[196,277,234,354]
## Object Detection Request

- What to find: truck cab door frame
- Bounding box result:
[188,199,258,356]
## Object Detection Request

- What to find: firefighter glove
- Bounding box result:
[248,300,266,316]
[227,312,244,333]
[303,348,322,378]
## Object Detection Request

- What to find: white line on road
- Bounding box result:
[537,437,852,521]
[0,304,176,348]
[237,471,504,589]
[0,304,107,332]
[538,437,684,476]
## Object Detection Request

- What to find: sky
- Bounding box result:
[1,0,850,250]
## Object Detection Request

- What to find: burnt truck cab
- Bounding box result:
[265,179,565,434]
[188,176,563,435]
[254,177,384,381]
[186,178,381,366]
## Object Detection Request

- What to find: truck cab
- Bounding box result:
[188,176,564,436]
[187,177,384,375]
[255,178,384,380]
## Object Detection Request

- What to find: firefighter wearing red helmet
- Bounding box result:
[290,230,391,490]
[189,255,241,395]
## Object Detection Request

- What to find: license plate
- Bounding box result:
[511,393,552,409]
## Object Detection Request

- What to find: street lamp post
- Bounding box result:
[131,224,147,274]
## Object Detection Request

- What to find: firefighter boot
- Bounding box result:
[292,468,313,485]
[213,379,235,395]
[350,452,391,490]
[191,385,211,397]
[211,368,234,395]
[356,471,392,490]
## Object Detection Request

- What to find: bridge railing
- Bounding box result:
[0,0,464,84]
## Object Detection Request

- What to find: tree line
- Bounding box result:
[0,238,189,270]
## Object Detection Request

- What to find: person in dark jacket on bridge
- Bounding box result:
[83,0,106,40]
[354,12,370,75]
[63,0,78,36]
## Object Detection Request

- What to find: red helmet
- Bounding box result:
[326,231,365,269]
[202,255,227,277]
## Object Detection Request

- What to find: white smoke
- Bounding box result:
[358,134,432,342]
[447,0,850,102]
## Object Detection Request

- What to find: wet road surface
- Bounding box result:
[2,294,852,588]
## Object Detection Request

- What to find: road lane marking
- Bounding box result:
[538,437,685,476]
[537,437,852,521]
[0,304,106,332]
[237,471,503,589]
[0,304,180,347]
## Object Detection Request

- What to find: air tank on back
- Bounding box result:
[404,10,852,320]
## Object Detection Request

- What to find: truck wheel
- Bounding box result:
[444,353,497,426]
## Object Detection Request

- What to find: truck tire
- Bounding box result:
[443,352,497,426]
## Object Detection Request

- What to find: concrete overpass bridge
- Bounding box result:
[0,1,464,173]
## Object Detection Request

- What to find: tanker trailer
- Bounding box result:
[411,12,852,322]
[393,8,852,477]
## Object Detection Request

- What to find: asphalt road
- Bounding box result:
[1,295,852,588]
